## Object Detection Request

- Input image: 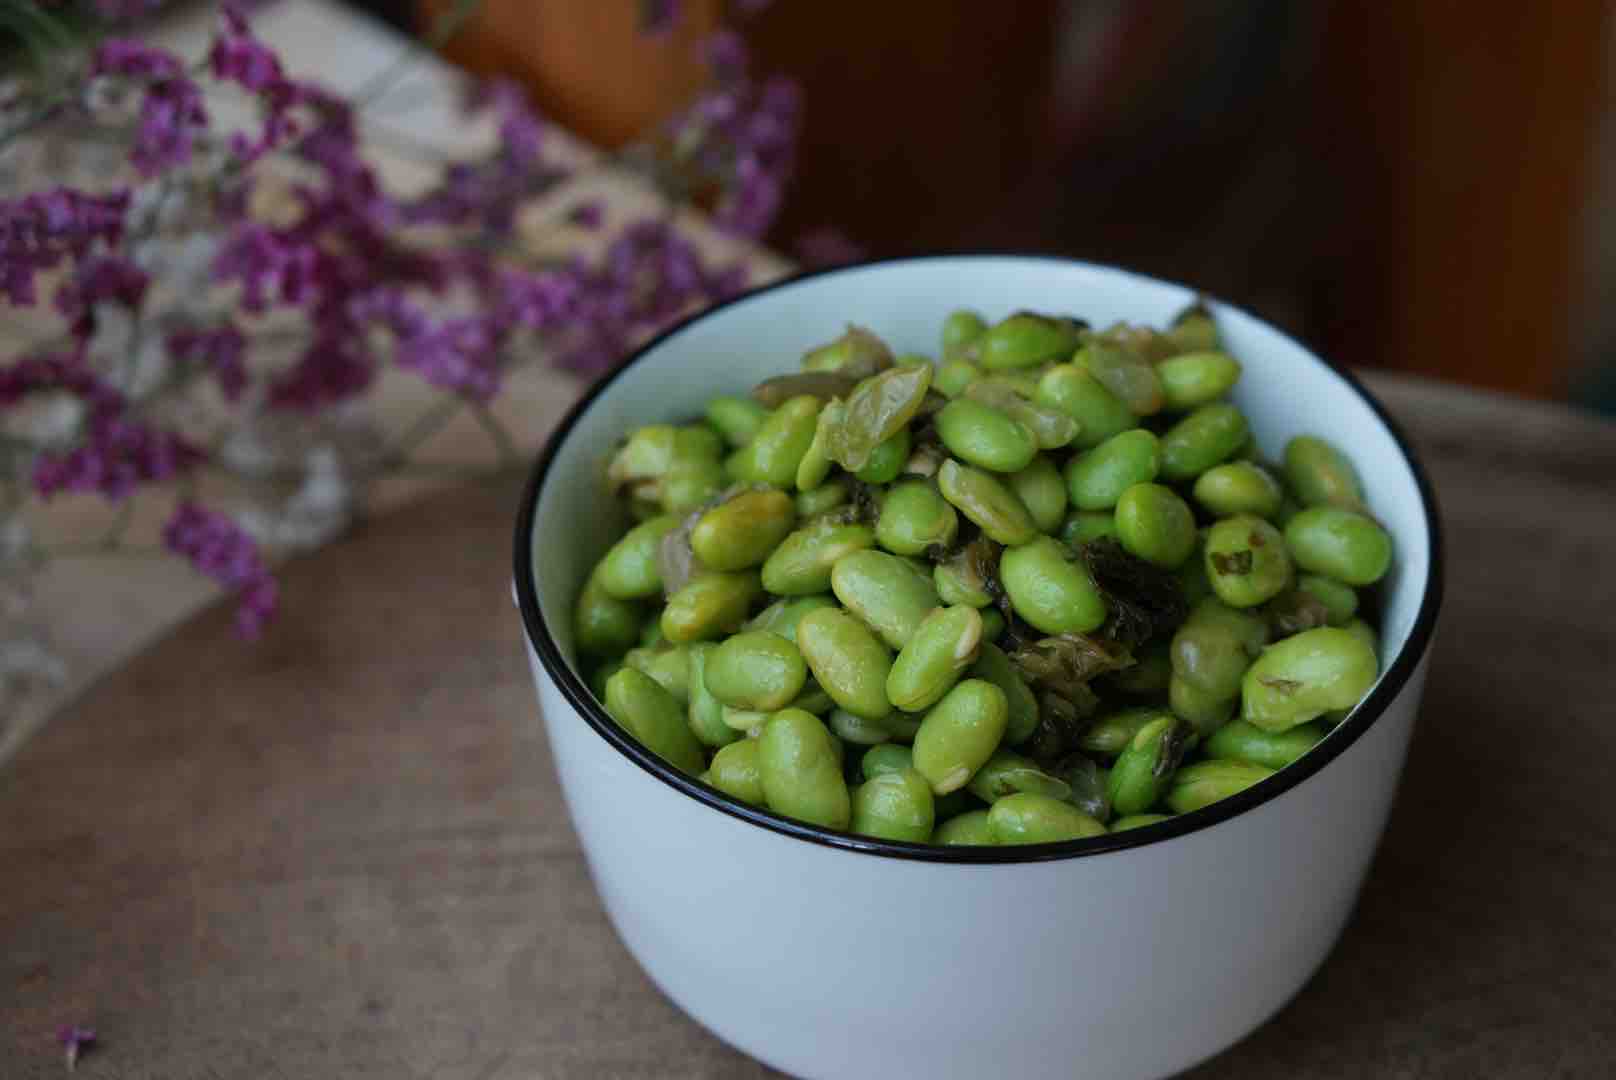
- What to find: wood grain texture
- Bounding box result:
[3,377,1615,1078]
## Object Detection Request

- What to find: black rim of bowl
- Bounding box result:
[513,254,1446,863]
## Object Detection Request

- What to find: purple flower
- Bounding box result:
[0,188,130,306]
[267,326,374,410]
[94,0,165,19]
[0,351,106,408]
[703,30,750,79]
[639,0,682,37]
[213,224,318,312]
[209,6,284,92]
[168,324,248,401]
[57,1025,96,1071]
[567,200,604,229]
[163,501,278,638]
[34,413,204,501]
[396,315,503,399]
[792,226,865,268]
[91,39,208,176]
[53,254,150,338]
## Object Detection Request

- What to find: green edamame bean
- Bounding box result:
[969,642,1040,746]
[963,381,1079,450]
[1296,574,1358,625]
[967,748,1071,802]
[1008,455,1068,533]
[830,707,893,746]
[706,396,770,448]
[761,519,876,595]
[575,570,644,658]
[1175,528,1213,606]
[624,645,691,703]
[1080,342,1164,416]
[721,705,772,733]
[1284,507,1393,586]
[663,458,726,513]
[936,459,1040,545]
[1059,510,1119,548]
[1242,626,1378,731]
[1205,515,1292,608]
[979,607,1005,642]
[1107,714,1189,817]
[758,709,851,829]
[881,712,923,741]
[1109,643,1171,696]
[887,606,984,712]
[1283,435,1366,512]
[704,631,808,711]
[788,681,835,714]
[1193,461,1283,518]
[660,571,763,644]
[1159,403,1248,481]
[795,480,849,519]
[933,809,997,845]
[745,595,837,642]
[1064,429,1161,510]
[850,769,935,842]
[998,536,1108,635]
[876,480,959,556]
[912,679,1009,794]
[1166,760,1274,813]
[856,427,911,484]
[861,742,913,780]
[690,490,797,572]
[604,667,706,775]
[640,619,666,648]
[935,398,1039,473]
[1342,616,1378,654]
[1185,595,1272,656]
[707,738,764,805]
[1205,719,1326,770]
[686,643,742,748]
[941,308,988,359]
[587,659,623,702]
[794,400,842,492]
[1168,674,1236,736]
[977,312,1082,370]
[1110,813,1171,832]
[796,608,895,721]
[1157,351,1241,410]
[1114,483,1196,568]
[988,793,1106,843]
[1078,707,1172,757]
[1167,301,1219,353]
[1171,598,1266,701]
[728,395,821,488]
[1035,365,1137,449]
[801,324,893,376]
[826,363,933,472]
[831,549,942,650]
[935,359,982,397]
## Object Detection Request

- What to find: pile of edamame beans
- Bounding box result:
[574,304,1392,846]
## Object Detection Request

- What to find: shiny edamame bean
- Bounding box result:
[794,400,842,492]
[1171,597,1267,701]
[1205,515,1292,607]
[941,308,988,359]
[935,398,1039,473]
[1159,403,1248,482]
[758,709,851,829]
[988,793,1106,843]
[1241,626,1379,731]
[998,536,1108,635]
[706,396,770,448]
[1110,813,1171,832]
[691,490,797,572]
[976,312,1082,370]
[861,742,913,779]
[831,549,942,650]
[1107,714,1188,817]
[979,607,1006,642]
[604,667,706,775]
[761,519,876,595]
[796,481,848,519]
[875,480,959,556]
[1077,706,1169,757]
[856,427,912,484]
[887,606,984,712]
[1064,429,1161,510]
[1283,435,1366,512]
[829,707,893,746]
[968,642,1040,746]
[912,678,1009,794]
[967,748,1072,802]
[935,358,982,397]
[1296,574,1358,625]
[1192,461,1283,518]
[707,738,765,805]
[1108,642,1172,697]
[660,571,763,643]
[1008,455,1068,533]
[745,595,838,643]
[728,394,821,488]
[933,809,997,845]
[624,645,691,703]
[1080,342,1164,415]
[936,459,1041,545]
[1204,719,1326,770]
[1114,483,1196,568]
[686,643,742,748]
[664,457,727,513]
[596,514,680,598]
[850,769,935,842]
[1156,351,1241,410]
[796,607,895,721]
[1284,507,1393,586]
[1166,759,1274,813]
[575,569,643,658]
[1035,365,1138,450]
[1168,674,1236,737]
[1059,509,1119,547]
[704,630,808,711]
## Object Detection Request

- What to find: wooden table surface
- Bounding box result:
[4,375,1616,1078]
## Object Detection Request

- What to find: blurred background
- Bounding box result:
[372,0,1611,413]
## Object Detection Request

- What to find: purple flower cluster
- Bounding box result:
[90,39,208,176]
[168,324,248,401]
[53,254,150,339]
[665,31,801,238]
[0,188,130,306]
[33,411,203,501]
[162,501,278,638]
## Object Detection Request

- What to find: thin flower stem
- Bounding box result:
[96,497,134,548]
[382,394,464,464]
[469,399,519,465]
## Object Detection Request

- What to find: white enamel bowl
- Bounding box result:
[513,257,1443,1080]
